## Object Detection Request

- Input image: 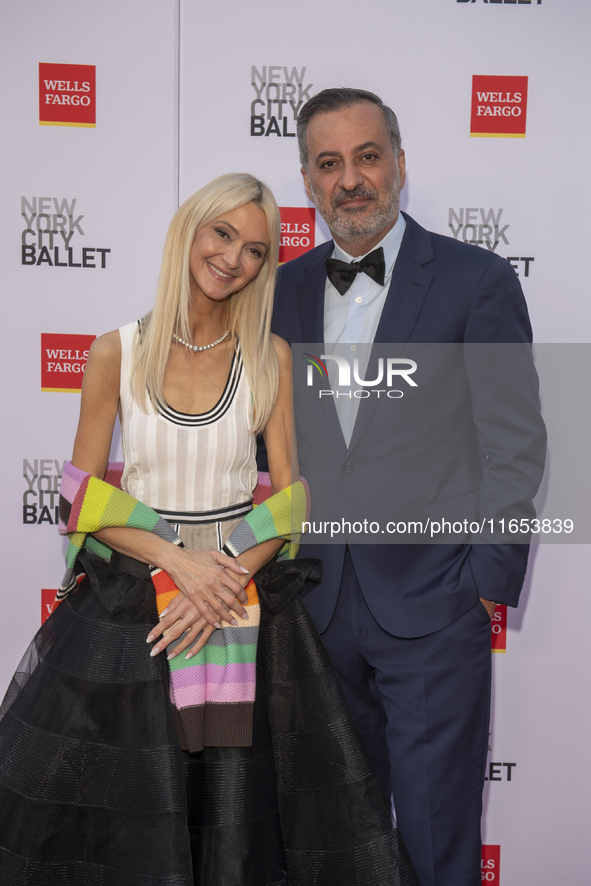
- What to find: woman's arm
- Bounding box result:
[236,334,294,576]
[150,335,295,659]
[72,330,121,480]
[71,332,250,630]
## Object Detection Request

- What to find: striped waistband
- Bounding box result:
[154,499,253,525]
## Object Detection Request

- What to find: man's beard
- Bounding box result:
[309,175,401,244]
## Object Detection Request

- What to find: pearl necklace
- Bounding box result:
[172,330,229,353]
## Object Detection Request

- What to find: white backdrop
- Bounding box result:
[1,2,589,884]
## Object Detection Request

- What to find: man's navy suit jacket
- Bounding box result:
[271,212,546,638]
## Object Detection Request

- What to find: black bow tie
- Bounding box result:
[325,247,386,296]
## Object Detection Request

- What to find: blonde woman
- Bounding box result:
[78,173,290,656]
[0,174,292,885]
[0,173,408,886]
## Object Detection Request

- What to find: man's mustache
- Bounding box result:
[332,187,377,208]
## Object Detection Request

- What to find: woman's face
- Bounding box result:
[188,202,269,302]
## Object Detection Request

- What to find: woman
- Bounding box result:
[0,174,411,886]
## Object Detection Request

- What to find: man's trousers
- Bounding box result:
[318,551,492,886]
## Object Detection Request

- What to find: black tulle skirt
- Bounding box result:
[0,552,417,886]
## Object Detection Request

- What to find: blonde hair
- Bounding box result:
[132,173,280,434]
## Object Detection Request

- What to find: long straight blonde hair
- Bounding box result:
[132,173,280,434]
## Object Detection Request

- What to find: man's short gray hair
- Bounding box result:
[297,87,402,168]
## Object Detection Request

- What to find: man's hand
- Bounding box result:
[479,597,497,620]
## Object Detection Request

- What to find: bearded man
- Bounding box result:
[269,88,545,886]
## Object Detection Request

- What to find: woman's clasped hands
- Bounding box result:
[146,547,250,660]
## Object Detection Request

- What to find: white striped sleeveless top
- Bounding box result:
[118,321,257,524]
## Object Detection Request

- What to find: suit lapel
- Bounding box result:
[374,258,434,344]
[296,241,332,343]
[348,214,435,453]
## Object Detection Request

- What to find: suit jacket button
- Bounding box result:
[344,462,354,473]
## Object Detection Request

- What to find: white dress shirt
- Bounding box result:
[323,213,406,445]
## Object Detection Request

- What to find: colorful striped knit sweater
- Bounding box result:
[58,461,310,752]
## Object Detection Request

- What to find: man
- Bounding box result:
[270,88,545,886]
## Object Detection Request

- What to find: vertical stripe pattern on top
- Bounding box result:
[118,321,257,523]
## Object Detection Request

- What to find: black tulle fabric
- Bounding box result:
[0,553,418,886]
[256,560,419,886]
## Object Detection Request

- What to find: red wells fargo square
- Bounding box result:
[279,207,315,263]
[39,63,96,127]
[481,845,501,884]
[470,75,528,137]
[41,333,96,393]
[491,604,507,653]
[41,590,60,625]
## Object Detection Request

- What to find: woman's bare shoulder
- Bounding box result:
[89,329,121,363]
[83,330,122,392]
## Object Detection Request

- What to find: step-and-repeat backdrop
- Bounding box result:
[1,2,589,883]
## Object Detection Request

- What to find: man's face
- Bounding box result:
[301,102,405,248]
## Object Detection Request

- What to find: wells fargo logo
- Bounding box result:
[470,75,528,138]
[41,333,96,392]
[481,845,500,883]
[39,63,96,128]
[41,589,60,624]
[279,207,315,263]
[491,604,507,652]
